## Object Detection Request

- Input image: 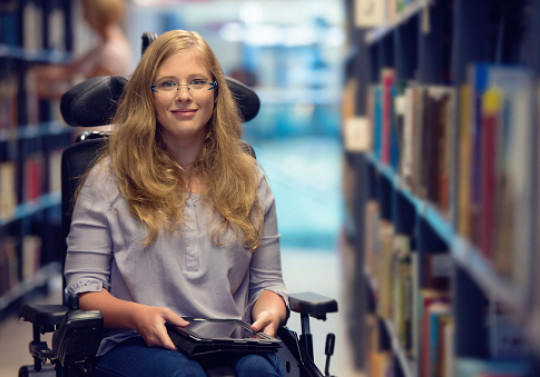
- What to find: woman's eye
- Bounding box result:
[161,80,177,88]
[191,79,206,87]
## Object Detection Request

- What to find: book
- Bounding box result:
[381,68,395,165]
[0,0,19,46]
[467,64,533,277]
[24,153,45,202]
[391,233,412,348]
[48,148,63,193]
[364,200,380,284]
[376,219,395,319]
[23,1,43,51]
[457,84,472,238]
[479,88,502,258]
[424,301,451,377]
[0,77,18,132]
[0,237,18,296]
[22,235,41,280]
[400,85,416,189]
[418,291,450,377]
[0,161,17,219]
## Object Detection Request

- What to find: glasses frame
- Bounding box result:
[151,80,218,94]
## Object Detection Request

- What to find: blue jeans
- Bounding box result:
[94,336,285,377]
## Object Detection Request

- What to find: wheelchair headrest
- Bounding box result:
[60,75,261,127]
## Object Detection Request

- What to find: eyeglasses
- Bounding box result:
[151,79,217,94]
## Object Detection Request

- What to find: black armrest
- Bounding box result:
[288,292,338,320]
[53,308,104,367]
[19,303,69,327]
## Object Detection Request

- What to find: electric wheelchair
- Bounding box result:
[17,32,338,377]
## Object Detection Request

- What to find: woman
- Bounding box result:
[64,30,288,377]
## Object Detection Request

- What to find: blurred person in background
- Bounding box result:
[29,0,132,99]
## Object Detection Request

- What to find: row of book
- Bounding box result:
[363,198,530,377]
[365,63,534,288]
[0,0,67,51]
[0,74,63,132]
[0,235,42,297]
[0,148,63,220]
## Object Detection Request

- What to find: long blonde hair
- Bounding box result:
[106,30,262,248]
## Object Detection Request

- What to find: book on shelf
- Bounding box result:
[363,199,380,285]
[381,68,395,166]
[457,84,472,238]
[466,63,534,290]
[48,148,63,193]
[420,300,452,377]
[25,72,41,126]
[22,235,41,280]
[24,153,45,202]
[0,77,18,132]
[370,84,383,161]
[400,85,416,189]
[0,161,16,219]
[0,0,19,46]
[0,237,18,297]
[375,218,395,320]
[479,88,501,260]
[418,85,456,218]
[23,1,43,51]
[416,289,450,377]
[47,6,66,51]
[391,233,413,350]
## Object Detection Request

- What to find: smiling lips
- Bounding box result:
[172,109,197,118]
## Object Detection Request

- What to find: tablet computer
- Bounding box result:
[166,318,281,358]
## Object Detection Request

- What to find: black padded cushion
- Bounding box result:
[60,76,128,127]
[60,75,260,127]
[225,76,260,123]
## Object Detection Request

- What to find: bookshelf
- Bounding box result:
[0,0,73,320]
[344,0,539,376]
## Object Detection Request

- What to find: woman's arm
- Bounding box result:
[250,289,288,337]
[79,289,189,350]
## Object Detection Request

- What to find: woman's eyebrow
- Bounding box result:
[155,73,211,81]
[154,75,177,81]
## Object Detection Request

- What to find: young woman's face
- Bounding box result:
[152,48,215,149]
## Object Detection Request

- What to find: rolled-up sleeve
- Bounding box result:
[64,164,114,297]
[247,174,288,313]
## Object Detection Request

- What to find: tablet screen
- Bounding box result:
[185,319,258,340]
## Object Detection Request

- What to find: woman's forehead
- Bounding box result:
[155,49,210,77]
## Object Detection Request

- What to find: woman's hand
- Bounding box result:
[251,290,288,338]
[251,310,281,337]
[133,306,190,350]
[79,289,189,350]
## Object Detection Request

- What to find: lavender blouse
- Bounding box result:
[64,160,288,355]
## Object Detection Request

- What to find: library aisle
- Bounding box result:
[0,136,365,377]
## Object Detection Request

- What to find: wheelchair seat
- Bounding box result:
[18,32,338,377]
